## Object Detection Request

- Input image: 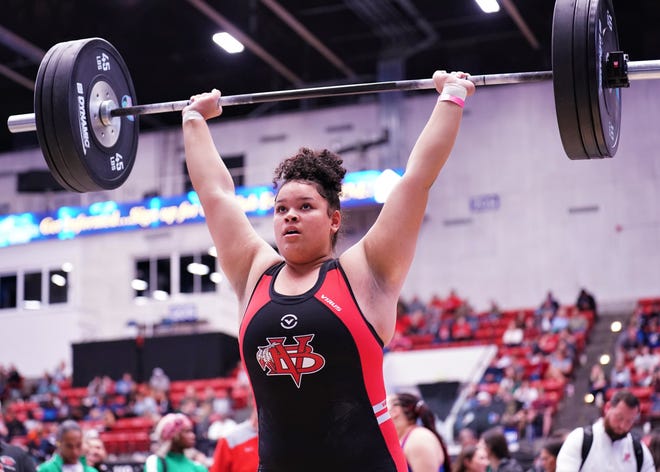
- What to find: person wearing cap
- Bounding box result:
[144,413,207,472]
[37,421,97,472]
[387,392,450,472]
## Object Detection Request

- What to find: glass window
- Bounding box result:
[24,271,42,305]
[49,269,68,304]
[0,274,17,309]
[179,254,195,294]
[134,259,150,297]
[156,258,171,296]
[201,254,216,293]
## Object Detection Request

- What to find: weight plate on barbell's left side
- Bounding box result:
[587,0,622,158]
[51,37,139,192]
[35,40,82,191]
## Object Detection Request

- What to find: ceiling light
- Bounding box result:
[24,300,41,310]
[475,0,500,13]
[187,262,210,276]
[153,290,169,301]
[210,272,223,284]
[208,246,217,257]
[61,262,74,272]
[599,354,611,365]
[131,279,148,291]
[51,274,67,287]
[213,32,244,54]
[610,321,622,333]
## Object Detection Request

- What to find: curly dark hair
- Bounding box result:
[272,148,346,214]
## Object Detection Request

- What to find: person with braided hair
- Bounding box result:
[182,70,475,471]
[387,392,450,472]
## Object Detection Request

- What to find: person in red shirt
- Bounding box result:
[210,407,258,472]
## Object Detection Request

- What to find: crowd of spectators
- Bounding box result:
[5,290,660,472]
[0,362,251,466]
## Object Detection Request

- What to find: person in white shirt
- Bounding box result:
[556,389,655,471]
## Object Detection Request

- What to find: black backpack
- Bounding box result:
[580,424,643,472]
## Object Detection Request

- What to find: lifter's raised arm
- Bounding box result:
[182,90,278,305]
[356,72,475,299]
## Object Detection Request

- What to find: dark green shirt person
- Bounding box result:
[37,421,97,472]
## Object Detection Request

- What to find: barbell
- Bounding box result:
[5,0,660,193]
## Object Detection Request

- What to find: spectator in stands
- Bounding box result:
[144,413,207,472]
[0,438,37,472]
[642,317,660,350]
[33,372,60,401]
[37,420,97,472]
[3,409,27,440]
[645,428,660,472]
[131,388,159,418]
[83,433,109,472]
[502,320,525,347]
[549,307,570,334]
[576,288,597,316]
[6,364,24,401]
[480,427,524,472]
[527,438,562,472]
[486,300,503,322]
[51,361,69,384]
[544,342,574,383]
[457,427,479,450]
[114,372,136,400]
[617,323,644,360]
[588,363,609,407]
[452,444,489,472]
[387,392,450,472]
[537,292,559,318]
[210,402,258,472]
[514,380,540,410]
[466,391,504,438]
[635,345,660,385]
[149,367,171,394]
[610,357,633,389]
[556,389,655,471]
[568,310,590,336]
[26,423,55,465]
[452,315,474,341]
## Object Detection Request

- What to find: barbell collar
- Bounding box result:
[7,59,660,134]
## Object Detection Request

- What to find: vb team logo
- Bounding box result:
[256,334,325,387]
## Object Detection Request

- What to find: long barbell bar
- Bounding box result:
[8,60,660,135]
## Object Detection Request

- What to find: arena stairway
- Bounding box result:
[550,309,627,433]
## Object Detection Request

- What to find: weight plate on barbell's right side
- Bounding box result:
[553,0,591,159]
[587,0,622,158]
[51,37,139,192]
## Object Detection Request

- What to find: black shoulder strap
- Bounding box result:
[581,424,643,472]
[580,425,594,471]
[632,434,643,472]
[159,456,167,472]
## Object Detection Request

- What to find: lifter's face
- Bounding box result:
[274,181,340,262]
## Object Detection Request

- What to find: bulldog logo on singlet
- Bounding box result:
[256,334,326,387]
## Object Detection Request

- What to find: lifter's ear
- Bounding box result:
[330,209,341,232]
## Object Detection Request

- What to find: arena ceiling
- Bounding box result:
[0,0,658,154]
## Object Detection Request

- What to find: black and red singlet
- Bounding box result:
[239,258,406,472]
